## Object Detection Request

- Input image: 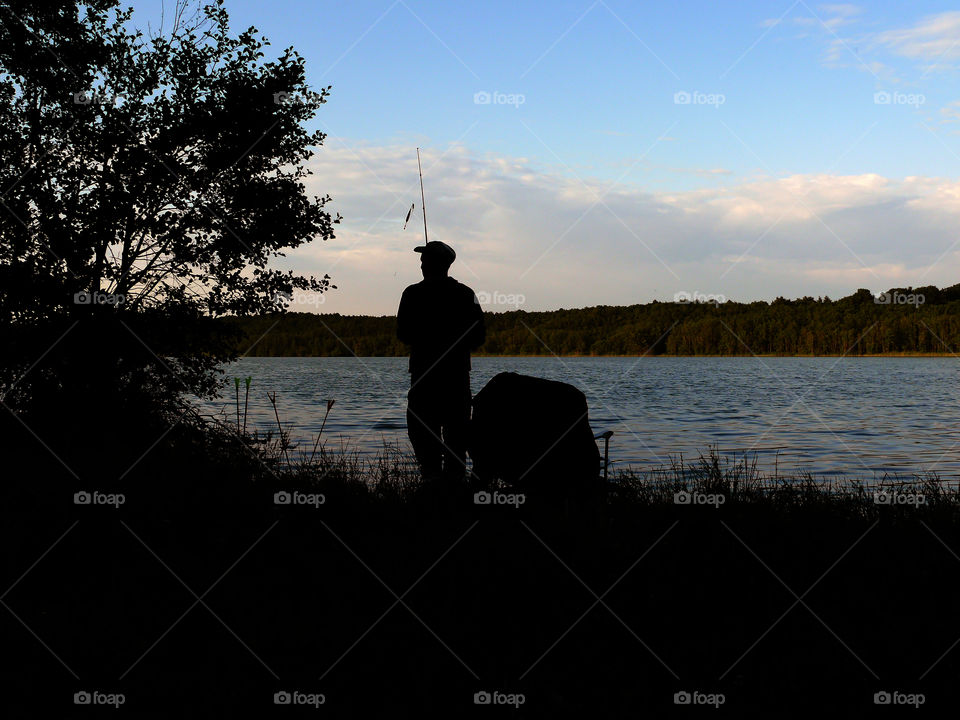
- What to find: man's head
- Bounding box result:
[415,241,456,280]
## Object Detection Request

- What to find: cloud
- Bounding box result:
[762,7,960,81]
[665,166,733,177]
[940,100,960,123]
[766,3,861,32]
[817,4,862,31]
[872,11,960,62]
[291,141,960,314]
[761,4,889,76]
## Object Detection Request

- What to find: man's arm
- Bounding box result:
[466,289,485,351]
[397,287,416,345]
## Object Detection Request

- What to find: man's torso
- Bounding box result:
[399,276,481,382]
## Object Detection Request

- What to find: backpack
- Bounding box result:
[469,372,601,492]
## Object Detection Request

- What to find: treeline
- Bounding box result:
[222,285,960,357]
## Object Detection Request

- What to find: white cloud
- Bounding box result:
[290,142,960,314]
[769,3,861,32]
[940,100,960,123]
[873,11,960,62]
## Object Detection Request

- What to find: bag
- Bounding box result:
[469,372,601,491]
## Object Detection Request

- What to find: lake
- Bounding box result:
[195,356,960,480]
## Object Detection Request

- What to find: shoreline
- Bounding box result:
[237,352,960,359]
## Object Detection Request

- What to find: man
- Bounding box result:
[397,241,485,481]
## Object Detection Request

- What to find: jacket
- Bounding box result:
[397,276,485,381]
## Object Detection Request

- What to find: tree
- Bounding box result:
[0,0,339,415]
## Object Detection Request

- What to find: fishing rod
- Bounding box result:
[417,147,428,244]
[402,148,431,242]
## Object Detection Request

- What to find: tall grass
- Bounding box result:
[196,393,960,516]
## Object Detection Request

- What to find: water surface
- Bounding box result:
[195,356,960,479]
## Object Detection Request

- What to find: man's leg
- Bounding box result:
[407,380,443,480]
[440,372,472,480]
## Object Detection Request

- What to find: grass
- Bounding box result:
[4,403,960,714]
[610,447,959,511]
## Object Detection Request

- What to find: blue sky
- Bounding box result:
[127,1,960,313]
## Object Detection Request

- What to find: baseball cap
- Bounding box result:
[414,240,456,265]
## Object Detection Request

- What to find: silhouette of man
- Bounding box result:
[397,241,485,481]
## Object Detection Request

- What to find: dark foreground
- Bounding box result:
[2,408,959,717]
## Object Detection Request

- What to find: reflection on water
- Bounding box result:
[193,356,960,479]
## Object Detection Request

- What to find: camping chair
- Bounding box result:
[594,430,613,482]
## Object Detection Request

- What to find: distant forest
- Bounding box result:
[223,285,960,357]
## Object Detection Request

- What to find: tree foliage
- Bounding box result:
[225,285,960,358]
[0,0,338,414]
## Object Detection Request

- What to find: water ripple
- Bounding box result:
[194,356,960,478]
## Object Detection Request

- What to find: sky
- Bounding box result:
[128,1,960,314]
